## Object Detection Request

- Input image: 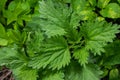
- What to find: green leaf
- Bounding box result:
[35,0,70,37]
[3,1,30,25]
[8,29,20,42]
[73,48,89,66]
[66,27,81,43]
[8,1,30,15]
[97,0,111,9]
[20,14,31,21]
[26,30,43,56]
[109,68,119,80]
[18,67,38,80]
[69,12,81,28]
[103,40,120,65]
[42,71,64,80]
[72,0,88,11]
[35,0,71,37]
[96,16,105,22]
[7,29,26,44]
[0,46,22,66]
[81,21,120,55]
[100,3,120,18]
[88,0,96,6]
[0,23,6,38]
[63,0,71,3]
[29,36,71,70]
[0,38,8,46]
[118,0,120,4]
[65,62,102,80]
[0,0,7,11]
[3,10,17,25]
[79,9,96,20]
[72,0,96,20]
[0,24,8,46]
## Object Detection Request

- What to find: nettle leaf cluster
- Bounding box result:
[0,0,120,80]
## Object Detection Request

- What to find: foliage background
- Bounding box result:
[0,0,120,80]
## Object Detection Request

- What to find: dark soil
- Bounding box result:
[0,66,14,80]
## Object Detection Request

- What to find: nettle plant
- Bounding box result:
[0,0,120,80]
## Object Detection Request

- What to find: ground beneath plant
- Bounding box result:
[0,66,14,80]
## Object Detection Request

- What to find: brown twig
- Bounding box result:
[0,66,14,80]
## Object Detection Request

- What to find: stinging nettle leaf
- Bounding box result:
[26,30,44,56]
[65,62,102,80]
[36,0,70,37]
[69,12,81,28]
[29,36,71,70]
[18,67,38,80]
[103,40,120,65]
[1,0,120,80]
[42,71,64,80]
[0,46,24,66]
[80,21,120,55]
[73,47,89,66]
